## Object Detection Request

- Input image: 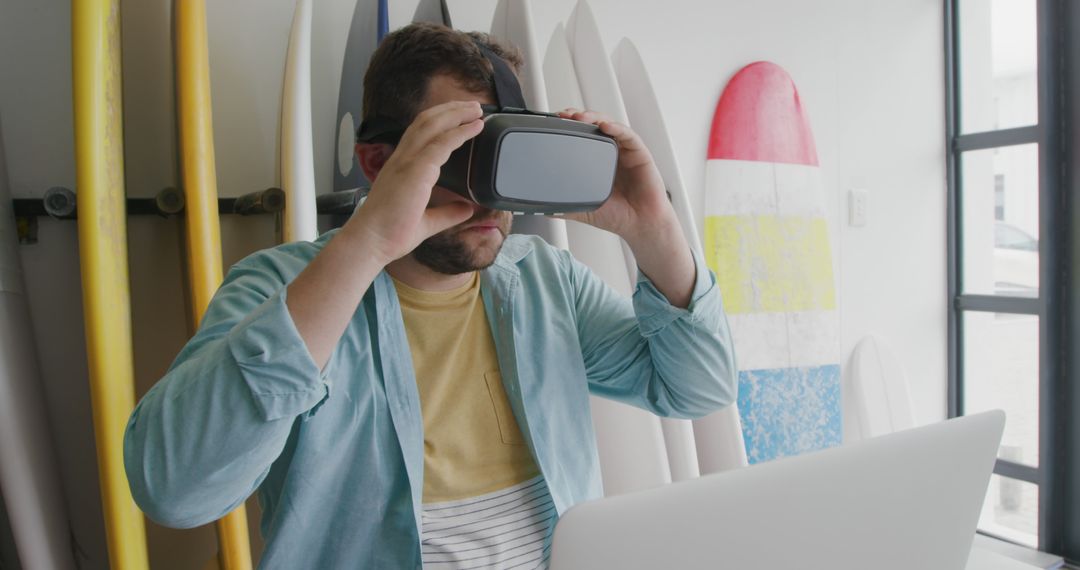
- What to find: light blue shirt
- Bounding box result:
[124,231,736,569]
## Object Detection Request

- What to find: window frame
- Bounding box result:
[944,0,1076,562]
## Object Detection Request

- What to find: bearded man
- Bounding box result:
[125,22,736,570]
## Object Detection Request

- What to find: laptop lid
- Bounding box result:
[550,410,1005,570]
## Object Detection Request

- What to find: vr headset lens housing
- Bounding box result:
[356,43,618,214]
[482,117,617,209]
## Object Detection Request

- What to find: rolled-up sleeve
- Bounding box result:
[228,289,331,421]
[124,254,331,528]
[632,247,721,334]
[573,247,737,419]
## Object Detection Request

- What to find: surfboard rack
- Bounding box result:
[233,187,286,215]
[11,187,375,243]
[12,187,288,218]
[11,187,289,243]
[316,186,369,216]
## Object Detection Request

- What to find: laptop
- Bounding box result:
[550,410,1005,570]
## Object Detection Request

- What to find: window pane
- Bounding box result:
[963,312,1039,467]
[979,474,1039,548]
[959,0,1038,134]
[961,144,1039,297]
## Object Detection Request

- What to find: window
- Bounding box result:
[946,0,1076,562]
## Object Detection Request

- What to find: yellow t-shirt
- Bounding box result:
[393,272,540,503]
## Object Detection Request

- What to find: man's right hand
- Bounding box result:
[348,100,485,266]
[285,101,484,368]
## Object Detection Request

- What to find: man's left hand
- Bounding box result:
[555,109,696,309]
[555,109,677,239]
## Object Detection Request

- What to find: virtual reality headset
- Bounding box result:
[356,44,618,214]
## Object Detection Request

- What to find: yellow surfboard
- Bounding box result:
[175,1,253,568]
[71,0,150,567]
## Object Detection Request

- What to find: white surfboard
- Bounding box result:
[705,61,842,464]
[411,0,452,27]
[612,39,749,479]
[280,0,318,242]
[490,0,569,250]
[564,1,638,284]
[543,24,622,291]
[844,335,914,443]
[608,41,697,253]
[543,17,672,496]
[442,0,497,35]
[0,115,75,570]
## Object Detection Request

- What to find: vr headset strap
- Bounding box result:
[474,43,527,111]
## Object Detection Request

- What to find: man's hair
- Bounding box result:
[362,22,524,126]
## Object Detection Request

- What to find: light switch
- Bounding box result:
[849,189,868,227]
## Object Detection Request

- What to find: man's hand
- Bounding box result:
[348,100,485,265]
[556,109,697,309]
[287,101,483,368]
[555,109,675,239]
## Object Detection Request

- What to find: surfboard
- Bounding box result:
[564,1,638,283]
[844,335,914,443]
[378,0,388,39]
[0,115,75,570]
[72,0,150,566]
[333,0,383,198]
[175,1,253,567]
[611,39,749,480]
[704,61,841,464]
[545,18,628,299]
[280,0,318,242]
[442,0,496,33]
[490,0,570,250]
[543,17,672,496]
[411,0,453,27]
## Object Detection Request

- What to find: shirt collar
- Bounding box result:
[492,234,533,269]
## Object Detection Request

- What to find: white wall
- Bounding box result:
[0,0,946,567]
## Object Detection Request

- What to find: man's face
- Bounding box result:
[408,74,513,275]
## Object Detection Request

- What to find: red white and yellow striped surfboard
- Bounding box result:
[704,61,842,464]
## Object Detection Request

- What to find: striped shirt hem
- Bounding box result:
[421,476,555,569]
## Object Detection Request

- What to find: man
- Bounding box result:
[125,23,736,569]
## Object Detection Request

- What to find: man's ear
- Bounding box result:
[355,142,393,183]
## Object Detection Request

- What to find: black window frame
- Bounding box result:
[945,0,1077,562]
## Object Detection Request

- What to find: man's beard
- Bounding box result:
[412,210,512,275]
